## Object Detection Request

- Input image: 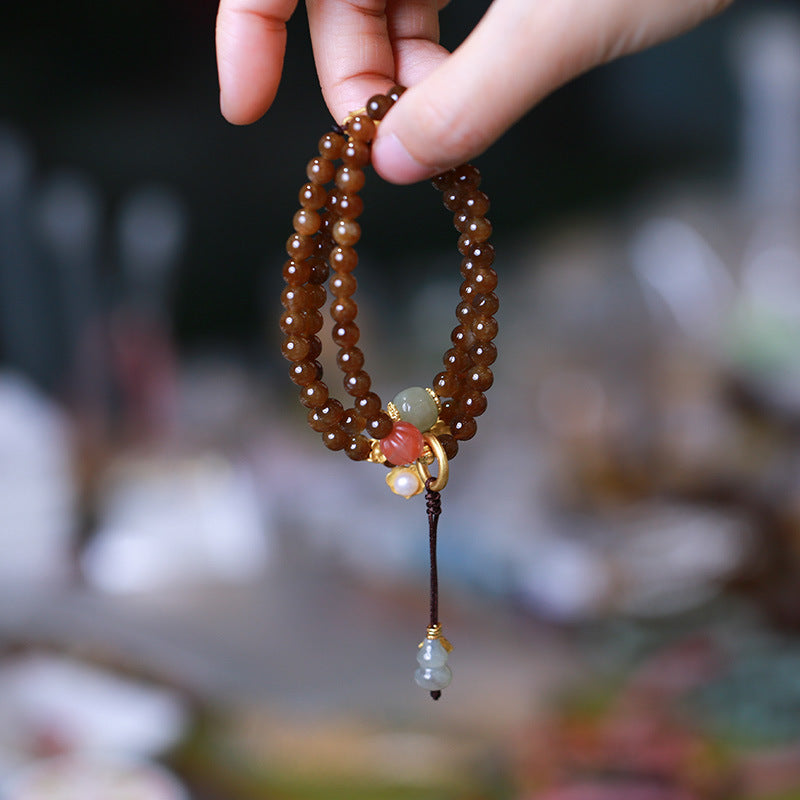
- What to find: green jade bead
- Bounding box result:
[392,386,439,432]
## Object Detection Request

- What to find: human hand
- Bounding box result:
[216,0,733,184]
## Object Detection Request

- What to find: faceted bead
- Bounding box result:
[386,466,423,498]
[443,347,471,373]
[332,219,361,247]
[414,665,452,691]
[281,335,311,362]
[379,421,425,465]
[330,272,357,297]
[366,94,394,121]
[323,428,348,451]
[392,386,440,432]
[286,233,315,260]
[366,412,393,439]
[292,208,321,236]
[387,85,406,103]
[340,408,366,434]
[341,139,370,168]
[298,182,327,209]
[330,246,358,272]
[306,156,335,184]
[335,166,366,193]
[332,322,360,347]
[318,132,346,160]
[346,434,372,461]
[289,360,322,386]
[471,315,498,342]
[465,366,493,392]
[299,380,329,409]
[336,346,364,373]
[347,114,376,143]
[354,392,382,417]
[331,298,357,323]
[439,433,459,459]
[344,370,371,397]
[451,416,477,441]
[283,258,311,285]
[470,342,497,366]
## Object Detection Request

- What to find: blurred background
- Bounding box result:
[2,0,800,797]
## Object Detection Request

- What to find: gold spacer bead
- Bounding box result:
[387,402,400,421]
[367,439,387,464]
[419,623,453,652]
[425,387,442,413]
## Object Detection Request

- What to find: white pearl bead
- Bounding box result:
[386,466,423,498]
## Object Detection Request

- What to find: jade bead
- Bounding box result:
[392,386,439,432]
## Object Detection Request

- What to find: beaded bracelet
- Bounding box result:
[280,85,497,699]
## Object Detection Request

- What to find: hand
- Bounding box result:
[216,0,733,184]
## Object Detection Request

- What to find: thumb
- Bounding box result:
[372,0,732,184]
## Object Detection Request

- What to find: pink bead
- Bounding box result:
[379,421,424,465]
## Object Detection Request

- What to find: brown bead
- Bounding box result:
[346,434,372,460]
[335,166,366,193]
[451,164,481,191]
[292,208,321,236]
[289,359,322,386]
[471,315,498,342]
[431,169,456,191]
[468,242,495,266]
[305,283,327,309]
[354,392,381,417]
[459,190,490,217]
[365,412,393,438]
[281,286,315,311]
[330,246,358,272]
[330,272,357,297]
[341,139,370,168]
[340,408,366,434]
[337,346,364,372]
[307,258,329,285]
[332,322,360,347]
[343,370,371,397]
[450,323,474,349]
[303,309,324,335]
[308,407,332,433]
[300,380,329,409]
[433,370,461,397]
[279,310,306,336]
[459,281,478,303]
[443,347,470,373]
[473,292,499,316]
[332,219,361,247]
[328,189,364,219]
[318,132,346,160]
[331,297,357,323]
[286,233,315,260]
[307,336,323,360]
[281,335,311,362]
[453,210,471,232]
[283,258,311,285]
[317,398,345,426]
[469,267,498,293]
[307,156,335,185]
[298,182,327,209]
[323,428,348,451]
[387,85,406,103]
[463,217,492,242]
[347,114,376,143]
[366,94,393,120]
[439,433,459,460]
[455,300,476,325]
[442,188,463,212]
[315,235,333,260]
[470,341,497,366]
[460,390,487,417]
[465,366,493,392]
[439,399,458,424]
[451,416,477,441]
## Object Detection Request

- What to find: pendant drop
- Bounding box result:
[415,625,453,699]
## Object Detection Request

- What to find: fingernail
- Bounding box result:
[372,133,440,184]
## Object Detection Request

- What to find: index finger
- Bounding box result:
[216,0,299,124]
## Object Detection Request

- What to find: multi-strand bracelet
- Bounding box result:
[280,86,497,699]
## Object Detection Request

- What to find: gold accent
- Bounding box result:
[415,433,449,492]
[429,420,451,439]
[425,387,442,414]
[386,466,423,499]
[367,439,387,464]
[418,622,453,652]
[387,402,400,421]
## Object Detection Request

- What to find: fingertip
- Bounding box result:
[372,132,441,184]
